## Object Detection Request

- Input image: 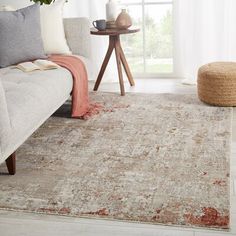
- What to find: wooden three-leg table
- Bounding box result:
[90,28,140,96]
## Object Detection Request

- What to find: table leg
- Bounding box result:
[119,45,135,86]
[114,38,125,96]
[93,34,135,96]
[93,36,115,91]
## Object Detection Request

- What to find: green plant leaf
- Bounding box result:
[30,0,55,5]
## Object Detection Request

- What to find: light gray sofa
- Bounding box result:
[0,17,91,175]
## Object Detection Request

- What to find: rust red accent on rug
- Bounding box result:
[80,103,104,120]
[184,207,229,229]
[80,102,130,120]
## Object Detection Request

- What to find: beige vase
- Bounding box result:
[115,9,132,30]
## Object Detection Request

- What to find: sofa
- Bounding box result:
[0,17,91,175]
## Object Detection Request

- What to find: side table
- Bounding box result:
[90,28,140,96]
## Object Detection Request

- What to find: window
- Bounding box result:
[118,0,173,77]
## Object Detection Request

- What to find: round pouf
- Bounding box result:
[198,62,236,106]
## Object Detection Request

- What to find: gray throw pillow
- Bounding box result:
[0,4,46,68]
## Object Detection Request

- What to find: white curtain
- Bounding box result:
[174,0,236,81]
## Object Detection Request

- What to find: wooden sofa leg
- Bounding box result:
[5,153,16,175]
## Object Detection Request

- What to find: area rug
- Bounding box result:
[0,92,232,230]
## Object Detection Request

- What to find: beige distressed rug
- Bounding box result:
[0,92,232,230]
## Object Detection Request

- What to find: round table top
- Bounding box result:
[90,28,140,36]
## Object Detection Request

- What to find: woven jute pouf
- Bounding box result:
[198,62,236,106]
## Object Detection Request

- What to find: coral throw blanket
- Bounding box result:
[49,55,89,118]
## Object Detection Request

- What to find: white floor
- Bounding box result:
[0,79,235,236]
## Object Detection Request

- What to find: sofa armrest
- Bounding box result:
[64,17,91,59]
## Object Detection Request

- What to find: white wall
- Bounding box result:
[63,0,89,18]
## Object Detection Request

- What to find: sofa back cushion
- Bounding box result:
[40,0,71,55]
[0,4,46,68]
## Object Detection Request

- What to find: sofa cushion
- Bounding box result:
[40,0,71,55]
[0,68,73,163]
[0,4,46,68]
